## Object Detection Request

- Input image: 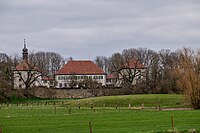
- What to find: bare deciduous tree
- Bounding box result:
[95,56,109,73]
[14,61,43,96]
[109,50,146,87]
[0,53,15,89]
[176,48,200,109]
[29,51,63,76]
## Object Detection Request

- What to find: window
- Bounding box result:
[19,84,22,88]
[138,70,141,73]
[73,76,77,80]
[98,76,103,79]
[64,83,67,87]
[59,83,62,88]
[94,76,103,80]
[19,78,21,81]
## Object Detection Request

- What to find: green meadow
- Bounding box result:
[67,94,187,108]
[0,94,199,133]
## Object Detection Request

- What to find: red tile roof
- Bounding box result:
[124,59,145,69]
[107,73,118,79]
[15,60,39,71]
[55,60,105,75]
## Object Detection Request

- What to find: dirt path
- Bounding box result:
[161,108,193,111]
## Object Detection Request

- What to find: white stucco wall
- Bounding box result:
[13,70,43,89]
[55,74,106,88]
[118,68,146,85]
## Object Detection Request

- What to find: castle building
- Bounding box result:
[55,60,106,88]
[13,39,43,89]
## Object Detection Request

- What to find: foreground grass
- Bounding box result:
[67,94,188,108]
[0,94,197,133]
[0,106,199,133]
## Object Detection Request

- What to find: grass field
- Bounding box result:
[0,94,199,133]
[67,94,188,108]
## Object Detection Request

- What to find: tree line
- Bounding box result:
[0,47,199,109]
[95,47,200,109]
[95,48,180,93]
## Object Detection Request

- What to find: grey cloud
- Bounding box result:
[0,0,200,59]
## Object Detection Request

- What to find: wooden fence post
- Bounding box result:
[93,109,95,114]
[128,103,131,109]
[9,104,12,118]
[103,103,105,109]
[158,104,161,111]
[171,113,174,131]
[20,103,22,109]
[141,103,144,109]
[89,122,92,133]
[54,106,57,115]
[0,126,2,133]
[31,102,33,110]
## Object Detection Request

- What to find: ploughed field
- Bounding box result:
[0,94,199,133]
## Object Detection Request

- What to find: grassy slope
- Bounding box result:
[67,94,188,108]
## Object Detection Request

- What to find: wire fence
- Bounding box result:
[0,102,199,133]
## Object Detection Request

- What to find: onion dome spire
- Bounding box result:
[22,39,28,61]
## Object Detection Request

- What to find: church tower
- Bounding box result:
[22,39,28,61]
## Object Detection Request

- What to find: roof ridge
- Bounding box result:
[55,60,105,75]
[69,60,92,62]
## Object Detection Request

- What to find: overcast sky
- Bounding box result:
[0,0,200,60]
